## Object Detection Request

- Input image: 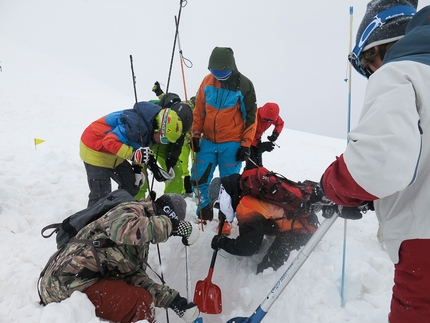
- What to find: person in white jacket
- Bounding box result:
[319,1,430,322]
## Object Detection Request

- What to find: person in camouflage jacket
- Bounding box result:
[38,197,200,323]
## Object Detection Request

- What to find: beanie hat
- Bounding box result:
[156,108,183,144]
[356,0,417,52]
[158,93,181,109]
[259,103,280,121]
[155,193,187,221]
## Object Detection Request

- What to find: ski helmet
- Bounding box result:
[156,108,183,144]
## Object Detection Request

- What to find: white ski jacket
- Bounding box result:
[325,6,430,263]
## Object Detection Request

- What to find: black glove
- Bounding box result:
[321,205,337,218]
[235,146,250,162]
[267,131,279,142]
[169,294,200,322]
[211,234,227,250]
[131,165,142,174]
[361,201,375,211]
[147,156,175,182]
[152,81,164,97]
[308,181,326,204]
[166,156,178,171]
[189,96,196,108]
[192,138,201,153]
[258,141,275,152]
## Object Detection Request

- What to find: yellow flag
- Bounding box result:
[34,138,45,149]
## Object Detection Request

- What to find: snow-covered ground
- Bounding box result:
[3,1,428,322]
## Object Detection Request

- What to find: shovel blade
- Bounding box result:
[194,277,222,314]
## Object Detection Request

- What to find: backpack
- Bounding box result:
[239,167,313,220]
[41,189,135,249]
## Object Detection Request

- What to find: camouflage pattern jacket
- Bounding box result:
[39,199,179,308]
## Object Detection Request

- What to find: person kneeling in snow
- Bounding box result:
[209,174,319,274]
[38,194,200,323]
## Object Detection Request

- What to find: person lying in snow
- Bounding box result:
[38,193,200,323]
[208,174,319,274]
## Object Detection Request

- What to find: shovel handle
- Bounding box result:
[208,217,226,269]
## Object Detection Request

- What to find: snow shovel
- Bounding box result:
[226,213,339,323]
[194,217,225,314]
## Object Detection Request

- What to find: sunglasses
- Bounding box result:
[348,5,416,78]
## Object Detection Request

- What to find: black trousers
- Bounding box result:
[84,161,138,207]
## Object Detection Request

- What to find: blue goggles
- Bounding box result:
[348,5,416,78]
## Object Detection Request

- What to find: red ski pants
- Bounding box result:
[84,279,155,323]
[389,239,430,323]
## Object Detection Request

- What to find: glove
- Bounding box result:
[147,156,175,182]
[171,220,199,245]
[321,205,337,218]
[267,130,279,142]
[166,156,178,171]
[211,234,227,250]
[131,147,153,164]
[360,201,375,211]
[304,180,333,206]
[132,165,146,188]
[235,146,250,162]
[152,81,164,97]
[169,294,200,322]
[258,141,275,152]
[192,137,200,153]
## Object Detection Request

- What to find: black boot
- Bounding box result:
[184,176,192,193]
[199,203,213,221]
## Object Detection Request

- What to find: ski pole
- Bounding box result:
[186,246,203,323]
[227,213,339,323]
[340,5,354,308]
[166,0,187,93]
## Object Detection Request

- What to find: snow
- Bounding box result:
[2,1,429,322]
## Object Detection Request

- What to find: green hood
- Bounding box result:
[208,47,238,72]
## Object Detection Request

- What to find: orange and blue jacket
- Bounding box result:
[192,47,257,147]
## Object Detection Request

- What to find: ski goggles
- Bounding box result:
[348,5,416,78]
[159,108,172,144]
[209,69,233,81]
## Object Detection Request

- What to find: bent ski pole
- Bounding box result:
[227,213,339,323]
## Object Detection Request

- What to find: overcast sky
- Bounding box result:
[2,0,430,139]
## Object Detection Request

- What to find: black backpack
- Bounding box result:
[41,189,135,249]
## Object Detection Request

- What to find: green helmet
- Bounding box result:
[156,108,183,144]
